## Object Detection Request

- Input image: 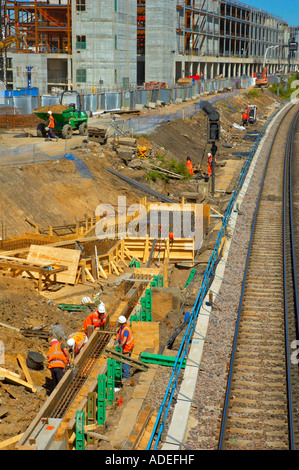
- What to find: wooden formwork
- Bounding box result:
[124,237,195,264]
[0,233,196,289]
[0,199,209,289]
[0,233,72,252]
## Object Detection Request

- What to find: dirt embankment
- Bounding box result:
[0,88,282,238]
[0,87,283,448]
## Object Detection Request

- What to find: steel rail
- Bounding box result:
[288,111,299,338]
[218,104,296,450]
[284,110,299,449]
[146,101,290,450]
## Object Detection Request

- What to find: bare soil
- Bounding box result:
[0,87,283,449]
[32,104,70,114]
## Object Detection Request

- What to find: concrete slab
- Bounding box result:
[22,418,64,450]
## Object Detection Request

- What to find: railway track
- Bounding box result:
[219,103,299,450]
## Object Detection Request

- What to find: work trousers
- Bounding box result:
[48,127,58,139]
[50,367,64,390]
[122,350,132,379]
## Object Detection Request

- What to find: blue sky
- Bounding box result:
[245,0,299,27]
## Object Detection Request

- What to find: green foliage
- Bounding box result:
[247,89,260,98]
[145,170,169,184]
[269,74,299,100]
[167,158,192,178]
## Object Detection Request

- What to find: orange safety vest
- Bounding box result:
[242,113,248,121]
[186,159,194,175]
[116,324,135,354]
[83,310,107,333]
[208,154,213,177]
[47,342,68,369]
[68,332,87,355]
[99,311,108,327]
[48,115,55,128]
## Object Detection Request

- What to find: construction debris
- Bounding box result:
[88,127,108,144]
[0,367,36,393]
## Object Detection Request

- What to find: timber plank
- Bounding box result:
[27,245,80,285]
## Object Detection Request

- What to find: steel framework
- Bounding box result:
[4,0,71,54]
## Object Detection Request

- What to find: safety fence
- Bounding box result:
[146,99,286,450]
[117,89,241,134]
[0,76,254,116]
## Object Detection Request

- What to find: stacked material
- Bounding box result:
[33,104,70,114]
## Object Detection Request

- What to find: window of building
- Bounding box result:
[76,35,86,49]
[76,0,86,12]
[76,69,87,83]
[7,70,13,83]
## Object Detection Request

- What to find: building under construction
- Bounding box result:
[0,0,298,93]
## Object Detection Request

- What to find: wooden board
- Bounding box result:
[0,369,36,392]
[27,245,80,285]
[131,321,160,359]
[0,433,24,450]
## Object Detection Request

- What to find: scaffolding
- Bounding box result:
[175,0,289,60]
[0,0,6,84]
[4,0,71,54]
[137,0,145,55]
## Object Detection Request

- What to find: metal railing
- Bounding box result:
[146,98,286,451]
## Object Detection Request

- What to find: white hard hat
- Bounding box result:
[208,153,211,156]
[118,315,126,324]
[98,304,106,314]
[67,338,76,349]
[50,338,58,345]
[48,110,52,114]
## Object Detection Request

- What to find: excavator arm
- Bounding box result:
[0,33,26,52]
[0,36,17,51]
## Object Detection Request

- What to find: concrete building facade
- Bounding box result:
[138,0,298,84]
[1,0,299,94]
[72,0,136,91]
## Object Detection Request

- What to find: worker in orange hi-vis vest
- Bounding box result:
[47,339,70,391]
[207,152,213,178]
[186,157,194,175]
[45,111,59,142]
[83,303,107,336]
[67,331,88,357]
[242,111,248,126]
[115,315,135,379]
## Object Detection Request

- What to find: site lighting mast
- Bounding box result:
[263,45,280,70]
